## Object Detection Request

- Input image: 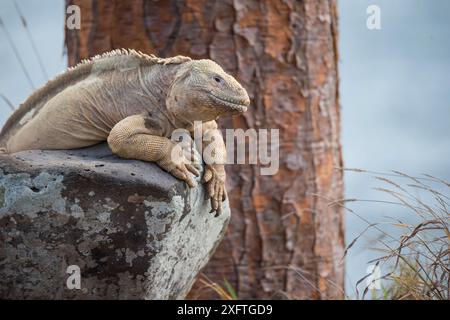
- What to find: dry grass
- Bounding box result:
[194,274,238,300]
[192,169,449,300]
[342,169,449,300]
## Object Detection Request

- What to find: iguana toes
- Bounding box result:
[0,49,250,215]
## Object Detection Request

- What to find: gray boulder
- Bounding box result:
[0,143,229,299]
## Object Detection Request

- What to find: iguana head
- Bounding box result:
[167,59,250,123]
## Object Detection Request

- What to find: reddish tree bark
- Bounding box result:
[66,0,344,299]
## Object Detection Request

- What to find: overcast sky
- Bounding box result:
[0,0,449,297]
[339,0,450,294]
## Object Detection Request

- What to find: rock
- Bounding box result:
[0,143,230,299]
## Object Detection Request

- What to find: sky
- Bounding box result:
[339,0,450,295]
[0,0,449,298]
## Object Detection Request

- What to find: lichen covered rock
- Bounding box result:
[0,143,229,299]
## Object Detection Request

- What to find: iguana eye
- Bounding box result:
[213,75,223,84]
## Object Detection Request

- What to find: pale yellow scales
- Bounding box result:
[0,49,250,215]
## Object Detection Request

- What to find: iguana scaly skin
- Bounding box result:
[0,49,250,215]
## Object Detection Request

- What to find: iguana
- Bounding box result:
[0,49,250,215]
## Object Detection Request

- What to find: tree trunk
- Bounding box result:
[65,0,344,300]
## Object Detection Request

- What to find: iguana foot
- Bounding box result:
[203,164,227,217]
[157,143,200,188]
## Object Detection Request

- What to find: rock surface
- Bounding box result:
[0,143,230,299]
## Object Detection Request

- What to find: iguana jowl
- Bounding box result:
[0,49,250,215]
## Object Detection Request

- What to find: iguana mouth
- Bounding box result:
[210,93,249,112]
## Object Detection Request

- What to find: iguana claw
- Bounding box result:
[157,143,200,188]
[203,164,227,216]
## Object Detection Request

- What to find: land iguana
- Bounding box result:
[0,49,250,215]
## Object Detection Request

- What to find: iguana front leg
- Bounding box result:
[199,121,228,216]
[108,114,200,187]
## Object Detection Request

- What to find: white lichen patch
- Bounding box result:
[137,250,145,257]
[144,195,184,239]
[103,198,119,211]
[70,204,85,218]
[125,248,138,266]
[143,200,152,207]
[76,207,118,237]
[97,211,111,223]
[115,248,124,258]
[0,170,66,219]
